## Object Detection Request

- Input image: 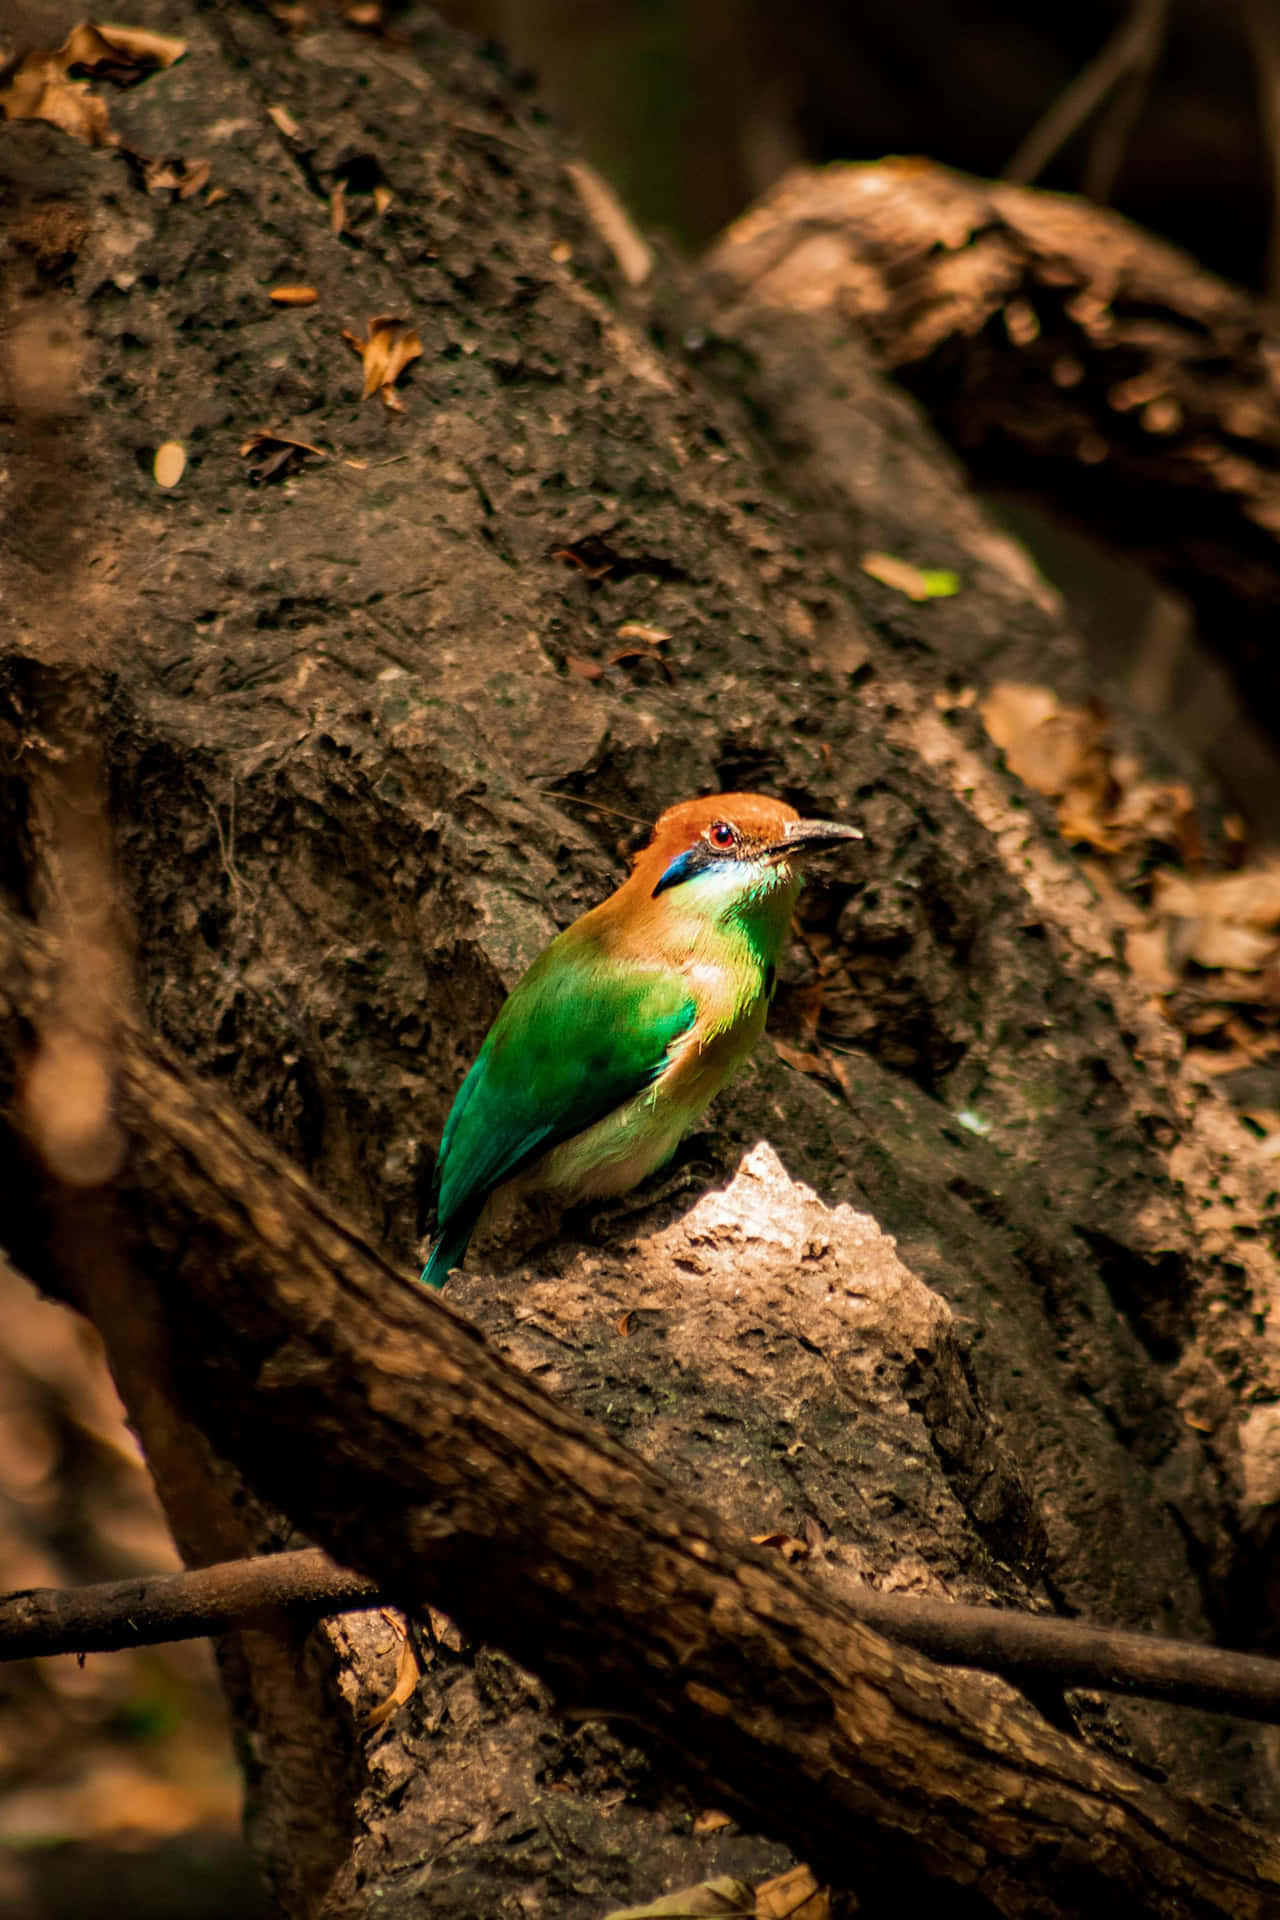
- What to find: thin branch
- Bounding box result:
[1082,0,1170,202]
[8,1547,1280,1729]
[0,1549,377,1658]
[1005,0,1170,189]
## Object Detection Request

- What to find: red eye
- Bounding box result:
[710,821,735,848]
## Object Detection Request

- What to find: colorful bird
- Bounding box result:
[422,792,861,1287]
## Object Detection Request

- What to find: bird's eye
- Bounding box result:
[709,821,736,849]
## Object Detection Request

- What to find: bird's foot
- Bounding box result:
[576,1137,722,1243]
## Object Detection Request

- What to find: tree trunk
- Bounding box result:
[3,4,1280,1915]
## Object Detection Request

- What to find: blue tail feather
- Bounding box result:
[420,1212,478,1289]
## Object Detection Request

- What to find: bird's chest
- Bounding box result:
[666,956,769,1099]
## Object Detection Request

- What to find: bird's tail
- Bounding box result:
[420,1211,478,1290]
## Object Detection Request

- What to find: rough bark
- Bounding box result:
[3,4,1280,1916]
[2,909,1280,1920]
[705,158,1280,732]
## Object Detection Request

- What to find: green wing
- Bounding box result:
[426,931,694,1283]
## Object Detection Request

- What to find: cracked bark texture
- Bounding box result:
[3,2,1280,1914]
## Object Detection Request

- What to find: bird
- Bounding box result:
[421,791,862,1287]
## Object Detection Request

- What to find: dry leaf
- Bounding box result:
[372,183,393,216]
[63,21,186,79]
[269,284,317,306]
[750,1532,810,1562]
[1,20,185,149]
[1124,923,1177,994]
[271,0,315,33]
[267,101,302,140]
[363,1631,420,1729]
[1188,922,1278,973]
[0,62,113,144]
[343,314,422,402]
[153,441,186,488]
[860,550,960,600]
[239,430,325,485]
[691,1808,732,1835]
[550,529,685,584]
[137,153,210,199]
[1155,864,1280,931]
[599,1878,752,1919]
[616,622,672,645]
[755,1865,829,1919]
[980,681,1060,752]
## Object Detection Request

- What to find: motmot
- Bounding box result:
[422,792,862,1287]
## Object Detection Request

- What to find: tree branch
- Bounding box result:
[1,904,1279,1919]
[10,1546,1280,1730]
[0,1549,377,1658]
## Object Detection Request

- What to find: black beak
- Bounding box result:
[765,818,864,858]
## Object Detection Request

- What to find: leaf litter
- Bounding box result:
[978,680,1280,1146]
[1,20,207,199]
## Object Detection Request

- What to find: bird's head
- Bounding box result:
[634,792,862,917]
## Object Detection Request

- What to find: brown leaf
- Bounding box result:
[1156,864,1280,932]
[343,0,386,29]
[692,1808,733,1835]
[363,1630,420,1729]
[564,654,604,681]
[343,315,422,401]
[239,430,325,484]
[63,21,187,81]
[750,1531,810,1562]
[859,550,939,600]
[1124,922,1177,994]
[754,1866,829,1920]
[1188,921,1278,974]
[0,61,113,145]
[550,529,686,584]
[616,622,672,645]
[269,284,318,306]
[62,22,172,76]
[770,1035,831,1080]
[267,101,302,140]
[615,1310,634,1338]
[599,1879,752,1919]
[271,0,316,32]
[1,20,184,149]
[136,153,210,199]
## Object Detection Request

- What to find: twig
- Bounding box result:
[1005,0,1170,190]
[1083,0,1170,201]
[566,160,653,287]
[8,1545,1280,1726]
[0,1548,376,1657]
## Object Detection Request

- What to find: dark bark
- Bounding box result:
[4,5,1280,1916]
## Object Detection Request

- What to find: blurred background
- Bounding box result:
[2,2,1278,1915]
[441,0,1277,290]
